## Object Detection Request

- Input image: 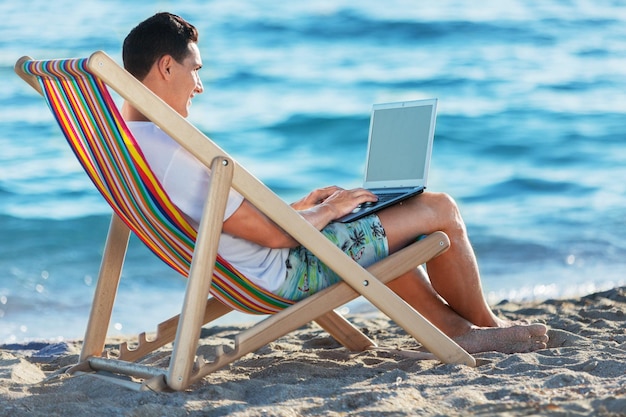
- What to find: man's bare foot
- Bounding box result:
[454,323,548,354]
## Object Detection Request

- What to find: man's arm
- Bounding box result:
[222,187,378,249]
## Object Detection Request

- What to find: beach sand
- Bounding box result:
[1,287,625,416]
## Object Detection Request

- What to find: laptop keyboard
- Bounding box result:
[359,192,405,208]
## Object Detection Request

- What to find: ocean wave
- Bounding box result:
[473,234,561,264]
[216,69,282,87]
[465,177,595,203]
[0,193,109,220]
[265,113,368,146]
[0,211,108,230]
[226,10,559,46]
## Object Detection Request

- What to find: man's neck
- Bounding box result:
[121,101,150,122]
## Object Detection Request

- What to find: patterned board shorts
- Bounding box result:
[274,214,389,301]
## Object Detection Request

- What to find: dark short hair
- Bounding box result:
[123,12,198,80]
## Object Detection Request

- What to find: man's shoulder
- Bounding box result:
[127,121,177,147]
[126,120,158,135]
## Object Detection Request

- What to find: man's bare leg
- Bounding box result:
[379,192,548,353]
[379,192,502,327]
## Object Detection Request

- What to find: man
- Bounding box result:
[122,12,548,354]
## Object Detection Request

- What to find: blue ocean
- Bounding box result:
[1,0,625,343]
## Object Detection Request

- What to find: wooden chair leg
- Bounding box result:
[167,156,233,391]
[78,214,131,363]
[315,311,376,351]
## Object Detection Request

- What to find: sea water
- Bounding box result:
[1,0,625,343]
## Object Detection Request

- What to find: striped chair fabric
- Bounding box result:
[21,58,294,314]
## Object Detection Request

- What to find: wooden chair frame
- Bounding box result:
[15,51,475,392]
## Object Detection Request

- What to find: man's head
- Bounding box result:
[122,12,203,118]
[123,12,198,81]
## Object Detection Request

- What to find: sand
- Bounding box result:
[0,287,625,416]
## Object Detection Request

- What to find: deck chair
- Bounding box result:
[15,51,475,391]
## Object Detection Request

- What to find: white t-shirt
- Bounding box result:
[128,122,290,292]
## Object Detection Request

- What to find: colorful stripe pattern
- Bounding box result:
[22,58,294,314]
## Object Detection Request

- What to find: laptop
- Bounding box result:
[336,98,438,223]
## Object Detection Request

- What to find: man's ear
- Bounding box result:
[156,55,174,79]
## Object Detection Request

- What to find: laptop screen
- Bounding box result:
[363,99,437,189]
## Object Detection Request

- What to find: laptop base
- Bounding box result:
[335,187,424,223]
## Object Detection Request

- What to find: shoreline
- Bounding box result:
[4,276,624,346]
[1,287,625,416]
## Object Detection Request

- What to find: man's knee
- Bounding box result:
[424,192,458,213]
[424,192,465,232]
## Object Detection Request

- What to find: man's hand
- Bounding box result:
[290,186,345,210]
[292,186,378,220]
[318,188,378,219]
